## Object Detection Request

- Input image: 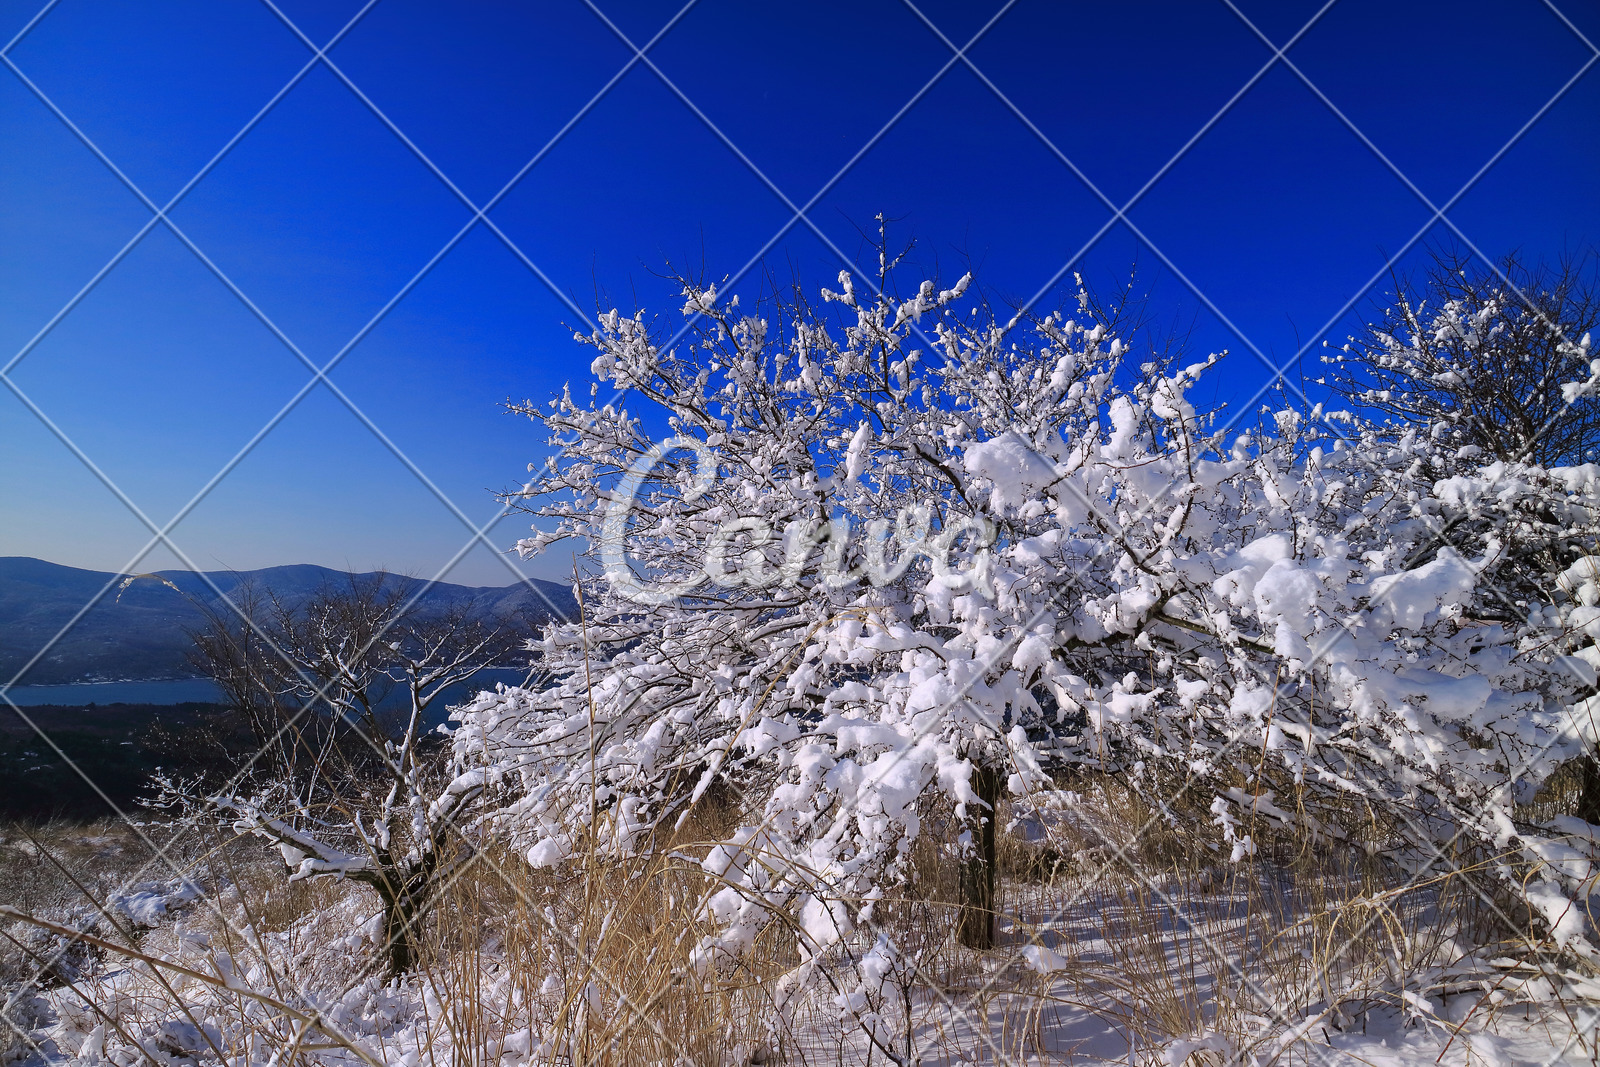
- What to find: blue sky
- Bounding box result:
[2,0,1597,587]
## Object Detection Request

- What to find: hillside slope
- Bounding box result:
[0,557,575,685]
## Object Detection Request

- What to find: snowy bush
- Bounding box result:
[1322,249,1600,467]
[451,263,1600,995]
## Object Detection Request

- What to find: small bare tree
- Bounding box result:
[185,578,300,776]
[189,573,525,975]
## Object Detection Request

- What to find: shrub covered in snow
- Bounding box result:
[442,259,1600,998]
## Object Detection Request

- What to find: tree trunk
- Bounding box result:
[381,887,419,977]
[1578,748,1600,825]
[956,763,1001,950]
[373,861,434,977]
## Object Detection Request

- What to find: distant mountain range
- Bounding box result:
[0,557,577,686]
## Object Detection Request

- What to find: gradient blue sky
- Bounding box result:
[3,0,1597,587]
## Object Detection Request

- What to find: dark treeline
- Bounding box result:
[0,703,246,821]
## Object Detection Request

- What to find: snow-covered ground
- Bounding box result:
[3,824,1592,1067]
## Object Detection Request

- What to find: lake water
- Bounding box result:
[2,669,533,708]
[3,678,224,706]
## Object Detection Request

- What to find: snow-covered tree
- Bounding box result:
[455,261,1600,996]
[1323,249,1600,467]
[1324,249,1600,825]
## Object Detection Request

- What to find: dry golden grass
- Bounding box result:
[0,773,1588,1067]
